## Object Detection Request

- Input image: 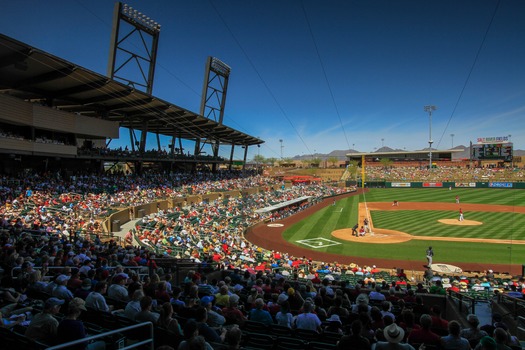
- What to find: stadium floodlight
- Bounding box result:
[424,105,437,170]
[120,3,161,32]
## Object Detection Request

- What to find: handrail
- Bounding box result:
[11,265,149,280]
[447,289,478,315]
[497,293,525,318]
[46,321,154,350]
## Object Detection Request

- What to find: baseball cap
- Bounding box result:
[56,274,70,284]
[81,278,92,290]
[201,296,214,306]
[45,297,65,309]
[479,336,496,350]
[229,294,240,304]
[277,293,289,304]
[113,275,126,284]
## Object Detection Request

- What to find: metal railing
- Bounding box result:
[46,321,154,350]
[447,289,479,315]
[11,265,149,281]
[497,293,525,319]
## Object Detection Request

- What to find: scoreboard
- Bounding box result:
[471,143,513,161]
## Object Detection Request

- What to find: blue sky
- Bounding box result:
[1,0,524,160]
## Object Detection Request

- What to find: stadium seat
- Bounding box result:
[275,336,307,350]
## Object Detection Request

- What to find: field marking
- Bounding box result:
[333,208,343,213]
[296,237,342,249]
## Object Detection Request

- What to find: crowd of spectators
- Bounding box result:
[0,168,524,350]
[364,166,525,182]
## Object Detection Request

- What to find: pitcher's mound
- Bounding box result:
[438,219,482,226]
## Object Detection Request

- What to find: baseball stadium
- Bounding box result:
[1,2,525,350]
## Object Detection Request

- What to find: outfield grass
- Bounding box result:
[282,188,525,266]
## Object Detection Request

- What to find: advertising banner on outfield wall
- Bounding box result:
[391,182,411,187]
[489,182,513,188]
[423,182,443,187]
[455,182,476,188]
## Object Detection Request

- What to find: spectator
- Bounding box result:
[337,320,371,350]
[381,301,396,322]
[461,314,488,348]
[440,320,470,350]
[492,327,513,350]
[476,336,497,350]
[52,274,74,301]
[407,314,441,348]
[57,297,105,350]
[429,280,446,295]
[430,305,448,331]
[158,302,183,336]
[194,306,225,343]
[294,300,321,333]
[124,289,144,320]
[248,298,273,326]
[352,293,371,314]
[369,285,386,301]
[107,275,129,302]
[324,314,344,334]
[224,325,242,350]
[327,296,350,318]
[201,296,225,329]
[74,278,93,300]
[25,297,64,344]
[134,296,159,324]
[0,310,26,329]
[222,294,246,327]
[373,323,415,350]
[178,319,213,350]
[85,282,112,312]
[155,281,171,304]
[275,301,294,328]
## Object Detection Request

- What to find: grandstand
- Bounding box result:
[1,6,524,350]
[0,32,262,175]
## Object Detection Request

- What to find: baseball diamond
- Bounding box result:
[246,188,525,275]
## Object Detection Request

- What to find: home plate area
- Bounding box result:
[297,238,341,249]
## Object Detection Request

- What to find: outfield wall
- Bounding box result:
[351,181,525,189]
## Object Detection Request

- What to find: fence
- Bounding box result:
[46,321,154,350]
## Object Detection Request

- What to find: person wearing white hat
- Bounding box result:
[373,323,415,349]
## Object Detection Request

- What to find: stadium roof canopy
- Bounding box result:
[0,34,263,146]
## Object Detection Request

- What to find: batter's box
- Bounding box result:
[297,238,342,249]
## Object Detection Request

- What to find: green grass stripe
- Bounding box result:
[281,188,525,264]
[371,210,525,240]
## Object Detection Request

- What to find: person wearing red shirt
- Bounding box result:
[407,314,441,347]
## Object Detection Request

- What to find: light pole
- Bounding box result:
[424,105,437,170]
[450,134,454,148]
[279,139,283,159]
[381,138,384,148]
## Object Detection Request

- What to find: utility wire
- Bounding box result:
[207,0,312,157]
[300,1,352,151]
[435,0,501,148]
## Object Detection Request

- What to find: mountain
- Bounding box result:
[288,146,523,160]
